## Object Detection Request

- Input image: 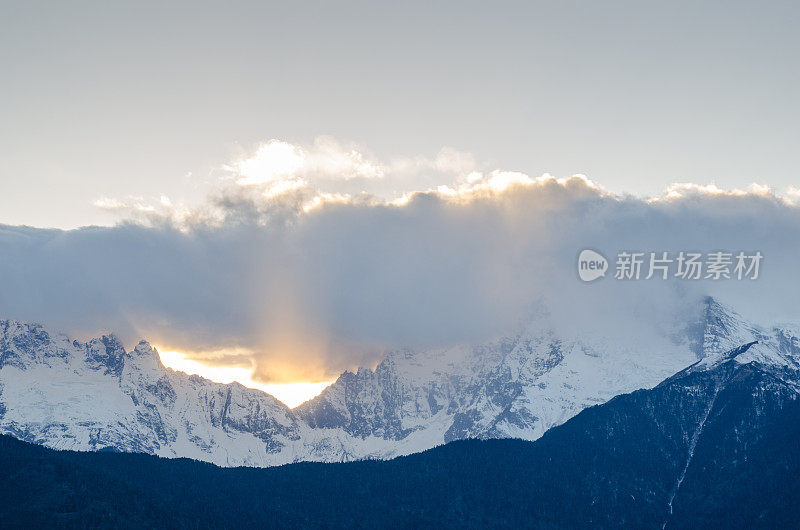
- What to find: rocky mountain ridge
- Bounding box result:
[1,297,797,466]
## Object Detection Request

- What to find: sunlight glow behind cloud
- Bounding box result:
[230,137,383,186]
[158,349,333,408]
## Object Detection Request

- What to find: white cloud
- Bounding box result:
[660,182,776,201]
[218,138,483,213]
[306,136,383,180]
[93,197,129,211]
[229,137,383,187]
[785,186,800,204]
[482,170,534,191]
[232,140,306,185]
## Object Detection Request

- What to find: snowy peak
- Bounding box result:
[695,297,762,357]
[126,340,166,373]
[133,340,156,356]
[695,297,800,369]
[0,320,165,376]
[0,322,311,466]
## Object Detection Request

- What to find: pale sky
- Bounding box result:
[3,1,800,406]
[2,1,800,229]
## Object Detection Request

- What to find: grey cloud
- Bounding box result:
[1,178,799,381]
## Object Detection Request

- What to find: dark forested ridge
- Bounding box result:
[1,359,798,529]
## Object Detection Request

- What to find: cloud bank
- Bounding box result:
[2,139,800,382]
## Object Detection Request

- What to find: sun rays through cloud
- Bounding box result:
[157,349,333,408]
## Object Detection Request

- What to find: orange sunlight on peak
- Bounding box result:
[157,349,333,408]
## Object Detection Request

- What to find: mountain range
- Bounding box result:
[1,296,798,467]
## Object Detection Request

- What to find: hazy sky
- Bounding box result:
[2,1,799,228]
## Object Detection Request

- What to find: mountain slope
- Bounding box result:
[1,352,798,528]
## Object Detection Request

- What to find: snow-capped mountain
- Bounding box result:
[1,297,798,467]
[0,323,305,466]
